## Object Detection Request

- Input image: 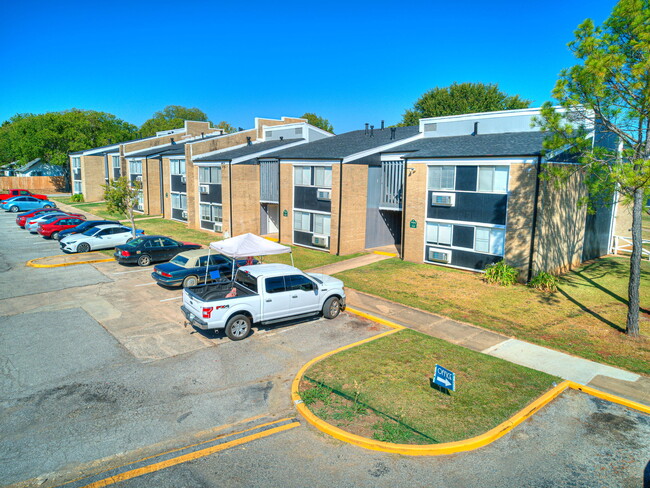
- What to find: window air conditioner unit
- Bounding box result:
[317,189,332,201]
[428,248,451,264]
[312,235,329,248]
[181,210,188,219]
[181,175,187,184]
[214,222,222,232]
[135,175,143,182]
[199,184,209,194]
[431,192,455,207]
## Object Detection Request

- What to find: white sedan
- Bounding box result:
[59,224,144,253]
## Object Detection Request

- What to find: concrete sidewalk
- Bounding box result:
[345,288,649,406]
[306,253,393,274]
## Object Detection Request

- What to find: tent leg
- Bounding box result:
[290,251,294,268]
[204,248,211,286]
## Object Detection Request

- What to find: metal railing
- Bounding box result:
[379,161,404,210]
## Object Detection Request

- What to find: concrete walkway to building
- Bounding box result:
[344,288,650,406]
[306,253,394,275]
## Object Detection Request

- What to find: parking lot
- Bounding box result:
[1,211,649,488]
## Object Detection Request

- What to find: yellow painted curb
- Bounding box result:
[292,310,650,456]
[26,253,115,268]
[372,250,398,257]
[263,236,280,242]
[345,306,405,330]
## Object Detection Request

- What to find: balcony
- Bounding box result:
[379,161,404,210]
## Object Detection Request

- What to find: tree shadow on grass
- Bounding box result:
[561,258,650,314]
[556,286,626,333]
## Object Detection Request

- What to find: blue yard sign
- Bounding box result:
[433,364,456,391]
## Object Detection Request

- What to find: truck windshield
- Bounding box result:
[235,270,258,293]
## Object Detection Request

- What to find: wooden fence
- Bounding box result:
[0,176,67,194]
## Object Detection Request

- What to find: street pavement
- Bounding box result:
[0,211,648,487]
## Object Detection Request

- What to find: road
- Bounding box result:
[0,211,648,488]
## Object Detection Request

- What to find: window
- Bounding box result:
[287,275,314,292]
[129,160,142,175]
[236,270,258,293]
[199,166,221,184]
[294,211,311,232]
[72,157,81,169]
[171,192,187,210]
[170,159,186,175]
[428,166,455,191]
[314,167,332,187]
[265,276,287,294]
[475,227,505,255]
[313,214,331,235]
[200,203,211,221]
[201,203,222,222]
[212,204,222,223]
[426,222,452,246]
[112,156,120,168]
[478,166,509,193]
[73,181,82,194]
[294,166,311,186]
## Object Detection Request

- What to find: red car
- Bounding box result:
[0,189,47,201]
[16,208,62,227]
[37,215,87,239]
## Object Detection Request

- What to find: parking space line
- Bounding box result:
[113,269,151,275]
[135,282,157,287]
[159,296,182,302]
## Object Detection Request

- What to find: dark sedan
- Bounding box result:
[114,235,202,267]
[57,220,120,241]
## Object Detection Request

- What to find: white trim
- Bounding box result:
[231,140,306,165]
[342,133,425,164]
[282,160,337,166]
[417,157,536,166]
[291,241,330,252]
[425,217,505,229]
[418,107,548,125]
[380,153,410,161]
[293,207,331,217]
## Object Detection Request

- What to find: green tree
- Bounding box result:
[536,0,650,337]
[215,121,237,134]
[139,105,209,137]
[301,113,334,133]
[400,82,531,126]
[0,109,136,183]
[103,177,142,237]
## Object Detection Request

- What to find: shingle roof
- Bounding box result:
[265,126,420,160]
[393,131,547,158]
[193,139,304,163]
[16,158,42,172]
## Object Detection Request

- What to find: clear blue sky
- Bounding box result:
[0,0,616,134]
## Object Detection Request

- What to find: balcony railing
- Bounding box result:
[260,160,279,203]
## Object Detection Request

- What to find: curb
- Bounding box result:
[292,311,650,456]
[26,253,115,268]
[372,250,398,257]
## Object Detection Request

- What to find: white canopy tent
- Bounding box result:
[204,233,293,283]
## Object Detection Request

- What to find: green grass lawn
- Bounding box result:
[301,329,559,444]
[335,257,650,375]
[643,212,650,241]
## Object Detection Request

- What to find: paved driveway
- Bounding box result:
[0,211,647,488]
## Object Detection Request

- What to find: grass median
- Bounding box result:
[335,257,649,375]
[300,329,559,444]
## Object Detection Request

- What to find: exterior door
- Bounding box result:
[267,204,279,233]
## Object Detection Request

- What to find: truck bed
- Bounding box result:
[186,280,257,302]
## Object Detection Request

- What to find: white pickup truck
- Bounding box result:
[181,263,346,341]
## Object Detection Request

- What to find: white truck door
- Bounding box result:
[286,274,320,314]
[262,276,294,321]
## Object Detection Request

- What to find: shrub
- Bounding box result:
[70,193,84,203]
[528,271,559,292]
[483,260,519,286]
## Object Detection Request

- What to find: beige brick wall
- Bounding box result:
[329,164,341,255]
[533,165,588,274]
[184,121,215,136]
[613,199,633,237]
[504,162,538,278]
[81,155,106,202]
[221,163,231,235]
[144,157,162,215]
[332,164,368,255]
[279,163,293,244]
[190,130,258,156]
[402,162,427,263]
[230,164,260,236]
[186,145,200,230]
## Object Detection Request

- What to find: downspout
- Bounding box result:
[159,158,164,217]
[336,160,343,255]
[229,161,233,236]
[527,156,543,282]
[400,158,408,260]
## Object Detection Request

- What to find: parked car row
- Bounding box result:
[1,195,57,213]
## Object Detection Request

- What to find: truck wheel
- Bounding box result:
[10,205,19,213]
[225,314,251,341]
[182,275,199,288]
[137,254,151,266]
[323,297,341,319]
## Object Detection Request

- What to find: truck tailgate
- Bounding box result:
[182,289,204,318]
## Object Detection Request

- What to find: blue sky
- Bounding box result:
[0,0,616,133]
